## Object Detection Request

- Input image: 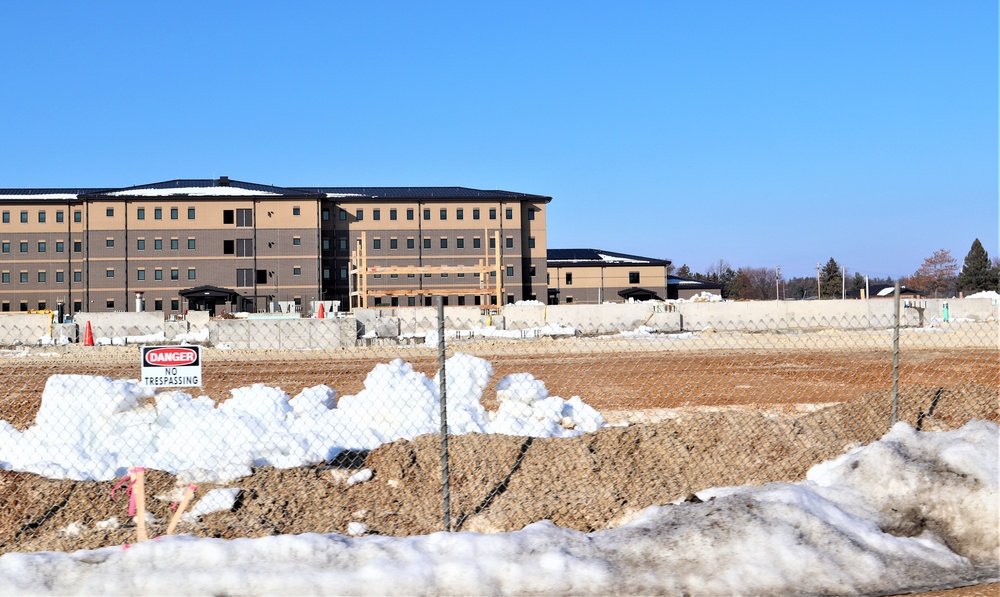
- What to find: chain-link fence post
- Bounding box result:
[891,282,901,426]
[437,296,451,532]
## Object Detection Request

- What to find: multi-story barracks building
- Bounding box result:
[0,177,551,317]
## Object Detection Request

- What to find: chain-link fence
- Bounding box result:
[0,296,997,555]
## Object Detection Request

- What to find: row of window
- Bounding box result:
[0,265,310,285]
[134,207,196,221]
[1,210,73,224]
[559,272,641,285]
[328,206,531,222]
[369,295,529,308]
[366,236,533,251]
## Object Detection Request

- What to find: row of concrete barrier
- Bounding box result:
[0,297,996,349]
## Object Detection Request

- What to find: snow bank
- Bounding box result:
[0,353,605,482]
[0,421,994,596]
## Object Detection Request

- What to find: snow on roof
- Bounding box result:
[0,192,79,200]
[596,253,649,264]
[109,186,280,197]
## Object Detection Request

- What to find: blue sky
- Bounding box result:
[1,2,996,279]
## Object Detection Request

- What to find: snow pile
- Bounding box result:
[964,290,1000,300]
[0,421,995,596]
[0,353,604,482]
[414,323,577,344]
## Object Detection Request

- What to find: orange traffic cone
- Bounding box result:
[317,302,325,319]
[83,321,94,346]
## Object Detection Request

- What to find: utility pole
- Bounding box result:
[775,265,781,301]
[842,266,846,300]
[816,262,821,300]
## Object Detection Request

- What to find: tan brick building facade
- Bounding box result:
[0,178,551,316]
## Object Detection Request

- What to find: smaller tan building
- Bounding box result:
[546,249,672,305]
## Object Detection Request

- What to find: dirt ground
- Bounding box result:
[0,335,997,594]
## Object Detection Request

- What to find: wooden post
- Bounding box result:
[166,485,197,535]
[130,467,148,542]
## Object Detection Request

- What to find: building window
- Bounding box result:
[355,209,363,221]
[440,208,447,220]
[188,268,196,280]
[137,208,145,220]
[456,238,464,249]
[338,208,347,220]
[1,242,7,253]
[37,271,46,283]
[390,238,398,250]
[106,238,114,248]
[56,241,64,253]
[155,207,163,220]
[566,272,573,285]
[1,211,8,223]
[528,209,535,221]
[38,211,46,223]
[19,242,27,253]
[170,238,179,250]
[171,268,179,280]
[293,206,301,216]
[74,271,82,282]
[407,238,415,249]
[188,238,196,249]
[406,208,414,221]
[137,269,146,281]
[293,236,301,246]
[188,207,196,219]
[506,208,513,220]
[456,208,464,220]
[55,271,64,283]
[506,266,514,277]
[473,237,481,249]
[20,211,28,223]
[293,266,301,276]
[340,267,348,279]
[423,238,431,249]
[56,211,64,223]
[137,238,146,250]
[323,267,331,280]
[530,265,536,277]
[440,238,448,249]
[155,269,163,281]
[489,208,497,220]
[529,237,536,249]
[38,241,46,253]
[566,297,574,304]
[373,238,381,250]
[154,239,163,250]
[236,208,252,227]
[170,207,178,220]
[339,238,348,250]
[171,299,179,310]
[390,208,397,220]
[19,272,28,283]
[74,211,82,223]
[489,238,496,249]
[74,241,82,253]
[224,240,234,254]
[106,269,115,278]
[236,238,253,257]
[1,272,8,284]
[106,299,115,310]
[423,209,430,221]
[472,208,480,220]
[373,209,381,221]
[105,208,114,218]
[236,268,253,287]
[505,237,513,249]
[322,237,330,251]
[629,272,640,284]
[154,299,163,311]
[322,208,330,221]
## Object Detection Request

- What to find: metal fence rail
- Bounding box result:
[0,296,996,554]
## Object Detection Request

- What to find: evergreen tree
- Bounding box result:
[956,239,999,294]
[676,264,693,278]
[820,258,843,299]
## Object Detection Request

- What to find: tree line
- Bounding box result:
[673,238,999,301]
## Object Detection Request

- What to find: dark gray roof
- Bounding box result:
[547,248,671,267]
[0,179,549,202]
[667,275,724,289]
[294,186,552,202]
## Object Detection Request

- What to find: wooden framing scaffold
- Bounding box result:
[349,231,504,309]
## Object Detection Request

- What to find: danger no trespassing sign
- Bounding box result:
[141,345,202,387]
